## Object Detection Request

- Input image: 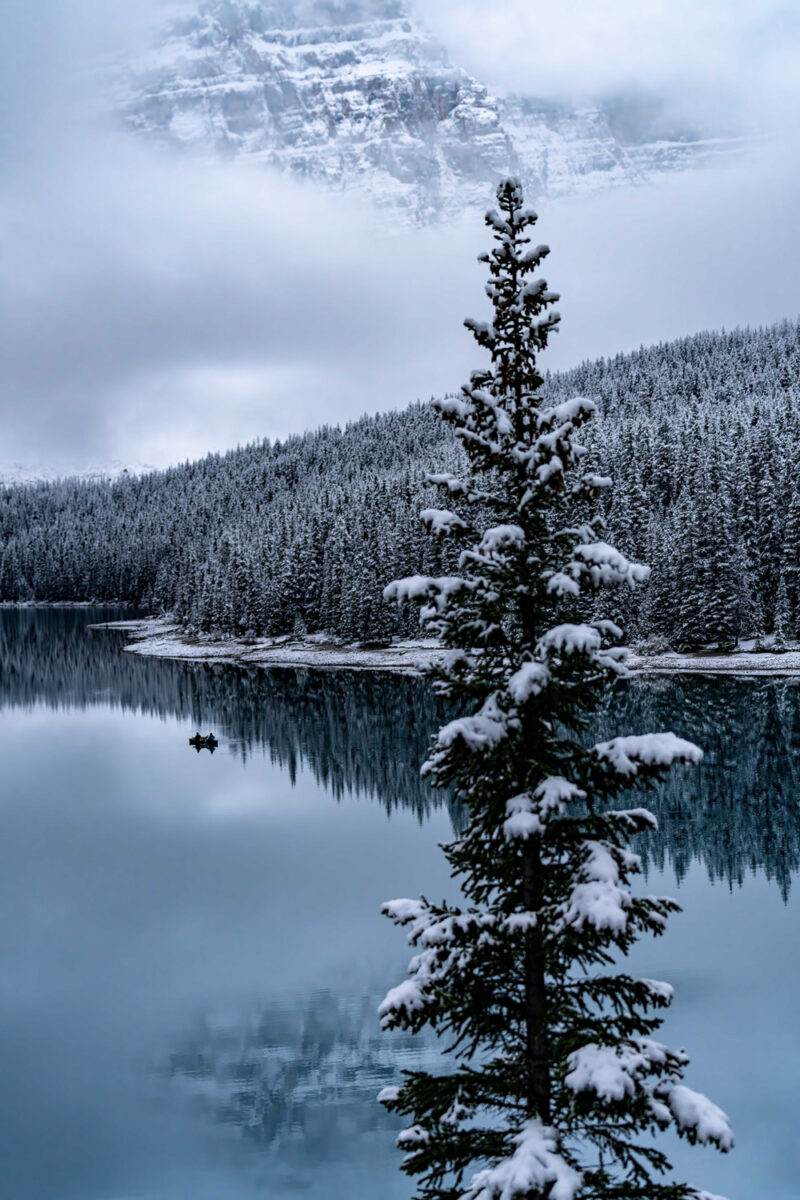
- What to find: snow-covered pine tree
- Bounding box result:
[380,179,733,1200]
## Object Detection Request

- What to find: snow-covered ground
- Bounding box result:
[92,618,442,673]
[627,648,800,676]
[93,618,800,676]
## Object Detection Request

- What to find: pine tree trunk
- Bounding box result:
[523,838,551,1121]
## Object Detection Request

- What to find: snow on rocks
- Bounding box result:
[628,647,800,676]
[94,619,800,679]
[462,1120,582,1200]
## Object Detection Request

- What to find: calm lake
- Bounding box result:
[1,607,798,1200]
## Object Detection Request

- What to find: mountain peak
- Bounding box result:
[117,1,744,224]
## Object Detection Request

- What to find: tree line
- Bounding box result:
[3,319,800,649]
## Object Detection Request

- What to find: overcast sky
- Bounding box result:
[1,1,799,474]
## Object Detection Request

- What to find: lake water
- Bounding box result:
[1,608,798,1200]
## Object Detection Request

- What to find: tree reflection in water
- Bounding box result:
[5,608,800,892]
[5,607,800,1185]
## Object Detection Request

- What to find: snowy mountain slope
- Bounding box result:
[116,0,745,223]
[0,460,156,486]
[6,319,800,651]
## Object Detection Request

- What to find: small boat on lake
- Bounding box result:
[189,732,218,752]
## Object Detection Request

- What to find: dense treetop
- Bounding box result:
[3,318,800,648]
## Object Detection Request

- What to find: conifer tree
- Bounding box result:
[380,180,732,1200]
[773,573,790,651]
[781,484,800,635]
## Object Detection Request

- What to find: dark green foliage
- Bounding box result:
[5,320,800,647]
[379,181,731,1200]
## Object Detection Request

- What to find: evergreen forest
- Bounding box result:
[3,319,800,650]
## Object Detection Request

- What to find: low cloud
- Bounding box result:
[417,0,800,129]
[2,1,800,474]
[0,136,487,469]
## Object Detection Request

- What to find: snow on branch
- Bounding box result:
[581,472,612,490]
[427,472,497,505]
[545,538,649,597]
[378,900,499,1030]
[546,572,581,598]
[605,808,659,833]
[519,242,549,266]
[529,622,629,681]
[420,508,469,538]
[433,396,469,419]
[379,976,428,1025]
[384,574,472,620]
[537,396,596,430]
[539,623,602,656]
[570,542,650,589]
[663,1086,734,1151]
[641,978,675,1004]
[565,1039,671,1103]
[503,777,586,841]
[557,840,642,934]
[426,693,514,766]
[462,1120,582,1200]
[472,524,526,563]
[508,661,551,703]
[382,898,426,926]
[595,733,703,777]
[427,472,469,496]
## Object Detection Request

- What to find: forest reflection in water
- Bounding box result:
[2,608,800,1199]
[4,606,800,895]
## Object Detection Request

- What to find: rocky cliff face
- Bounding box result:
[117,0,742,223]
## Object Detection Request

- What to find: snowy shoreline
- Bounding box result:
[1,600,138,609]
[90,617,800,677]
[90,618,443,673]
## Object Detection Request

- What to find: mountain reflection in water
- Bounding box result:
[166,990,439,1165]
